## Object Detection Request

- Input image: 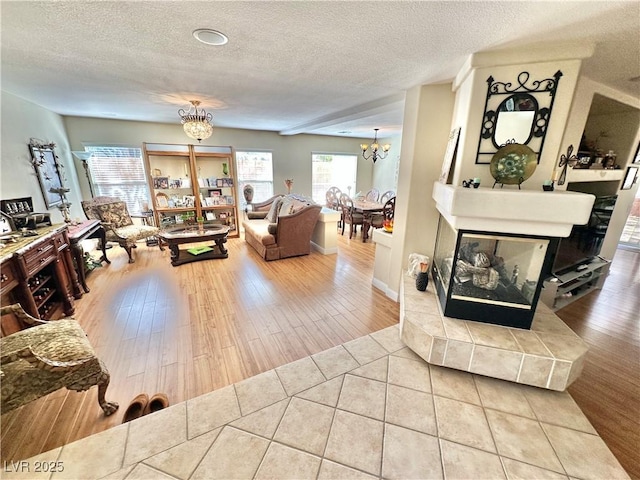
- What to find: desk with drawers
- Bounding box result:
[0,225,80,320]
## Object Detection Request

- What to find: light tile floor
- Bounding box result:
[5,325,630,480]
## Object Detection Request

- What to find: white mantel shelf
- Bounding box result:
[432,182,595,237]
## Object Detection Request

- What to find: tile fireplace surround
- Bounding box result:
[4,324,628,479]
[400,276,588,391]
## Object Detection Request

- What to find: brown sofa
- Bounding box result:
[243,194,321,261]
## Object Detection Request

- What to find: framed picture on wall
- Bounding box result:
[29,143,64,208]
[439,127,461,184]
[633,142,640,164]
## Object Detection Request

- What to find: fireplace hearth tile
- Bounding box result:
[443,339,473,370]
[400,276,588,391]
[548,361,572,391]
[466,322,522,350]
[429,337,447,365]
[469,345,522,382]
[511,329,552,355]
[518,354,554,388]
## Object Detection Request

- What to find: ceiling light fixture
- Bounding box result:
[193,29,228,46]
[178,100,213,143]
[361,128,391,163]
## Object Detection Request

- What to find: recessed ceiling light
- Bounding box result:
[193,29,228,46]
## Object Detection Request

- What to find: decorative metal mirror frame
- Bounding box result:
[475,70,563,164]
[29,141,65,208]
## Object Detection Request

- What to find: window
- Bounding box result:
[84,145,149,214]
[236,151,273,207]
[312,153,357,204]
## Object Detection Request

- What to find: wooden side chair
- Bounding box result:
[379,190,395,204]
[365,188,380,202]
[326,186,342,227]
[1,304,118,416]
[339,193,365,239]
[370,196,396,230]
[82,196,163,263]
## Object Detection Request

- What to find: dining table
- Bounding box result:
[353,199,384,242]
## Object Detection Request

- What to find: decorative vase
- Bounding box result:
[222,163,229,176]
[416,272,429,291]
[243,184,254,204]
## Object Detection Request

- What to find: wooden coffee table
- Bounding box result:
[158,225,230,266]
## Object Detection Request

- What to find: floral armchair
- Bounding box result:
[1,304,118,416]
[81,196,163,263]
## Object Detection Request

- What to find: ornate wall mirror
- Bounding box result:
[476,71,562,164]
[29,141,65,208]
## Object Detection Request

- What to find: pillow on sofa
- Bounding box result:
[267,223,278,235]
[265,197,283,223]
[278,196,295,217]
[247,211,268,220]
[290,198,312,214]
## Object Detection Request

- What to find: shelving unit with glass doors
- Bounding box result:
[142,143,239,238]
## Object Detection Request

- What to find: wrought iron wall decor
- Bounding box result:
[29,140,65,208]
[475,70,562,164]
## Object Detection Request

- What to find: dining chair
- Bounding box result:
[326,186,342,227]
[379,190,395,204]
[365,189,380,202]
[370,196,396,230]
[339,193,365,239]
[325,187,342,210]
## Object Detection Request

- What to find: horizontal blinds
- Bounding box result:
[236,151,274,205]
[85,146,149,214]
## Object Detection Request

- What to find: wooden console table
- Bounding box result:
[67,219,109,294]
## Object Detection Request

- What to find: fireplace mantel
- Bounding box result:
[432,183,595,237]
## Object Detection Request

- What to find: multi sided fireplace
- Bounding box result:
[432,220,556,329]
[431,183,595,330]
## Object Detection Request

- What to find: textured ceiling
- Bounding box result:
[1,1,639,138]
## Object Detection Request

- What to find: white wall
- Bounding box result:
[372,134,401,196]
[63,117,376,203]
[387,83,456,298]
[451,57,583,189]
[1,92,84,222]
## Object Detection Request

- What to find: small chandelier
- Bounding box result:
[361,128,390,163]
[178,100,213,143]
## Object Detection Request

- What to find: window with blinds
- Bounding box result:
[84,146,149,214]
[236,151,274,207]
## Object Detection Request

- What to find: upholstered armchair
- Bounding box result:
[1,304,118,416]
[82,196,163,263]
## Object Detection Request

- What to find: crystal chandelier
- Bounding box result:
[178,100,213,143]
[360,128,391,163]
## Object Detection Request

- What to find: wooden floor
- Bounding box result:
[1,231,399,463]
[1,236,638,478]
[558,248,640,480]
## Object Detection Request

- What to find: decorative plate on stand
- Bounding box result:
[490,143,537,187]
